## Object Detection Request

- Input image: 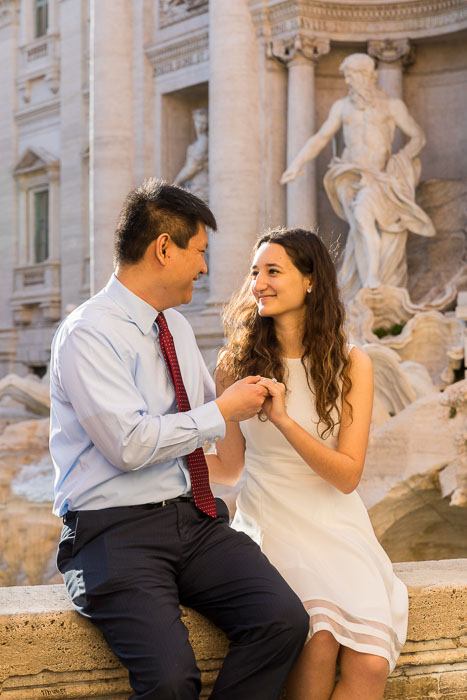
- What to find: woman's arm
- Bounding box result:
[206,367,247,487]
[260,348,373,494]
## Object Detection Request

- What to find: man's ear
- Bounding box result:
[153,234,171,265]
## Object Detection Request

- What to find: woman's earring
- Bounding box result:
[306,288,312,294]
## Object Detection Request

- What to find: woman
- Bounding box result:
[208,228,408,700]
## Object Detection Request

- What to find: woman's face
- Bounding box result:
[250,243,311,320]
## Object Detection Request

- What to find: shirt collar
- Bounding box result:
[104,274,159,336]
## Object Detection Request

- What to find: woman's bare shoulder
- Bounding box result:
[347,346,373,390]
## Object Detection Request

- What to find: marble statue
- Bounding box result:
[174,107,209,203]
[0,373,50,416]
[281,53,435,299]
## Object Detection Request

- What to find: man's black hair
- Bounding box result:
[114,178,217,266]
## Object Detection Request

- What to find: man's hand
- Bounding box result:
[215,376,268,422]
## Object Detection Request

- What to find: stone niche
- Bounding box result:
[160,82,210,312]
[160,82,208,186]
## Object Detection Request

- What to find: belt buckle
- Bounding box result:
[161,500,167,507]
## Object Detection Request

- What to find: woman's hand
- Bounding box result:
[258,378,288,427]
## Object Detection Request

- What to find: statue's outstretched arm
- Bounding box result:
[173,155,206,186]
[390,98,426,161]
[280,100,344,184]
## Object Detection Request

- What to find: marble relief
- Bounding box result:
[160,0,208,27]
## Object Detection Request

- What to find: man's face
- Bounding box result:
[166,222,208,307]
[344,67,372,97]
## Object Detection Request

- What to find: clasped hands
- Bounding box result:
[215,375,287,425]
[257,376,287,426]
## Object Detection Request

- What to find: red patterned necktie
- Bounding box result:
[156,312,217,518]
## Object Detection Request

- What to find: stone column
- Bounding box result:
[59,0,84,312]
[263,44,288,229]
[48,164,60,262]
[271,35,330,231]
[19,0,32,43]
[0,5,18,352]
[132,0,154,184]
[47,0,58,35]
[368,39,413,151]
[89,0,134,294]
[207,0,261,311]
[18,181,28,264]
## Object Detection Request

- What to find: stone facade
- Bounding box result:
[0,0,466,375]
[1,560,466,698]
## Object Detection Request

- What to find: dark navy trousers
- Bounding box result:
[57,499,309,700]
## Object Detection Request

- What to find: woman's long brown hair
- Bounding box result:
[218,228,352,438]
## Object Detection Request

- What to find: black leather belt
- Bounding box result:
[63,496,195,522]
[130,496,195,510]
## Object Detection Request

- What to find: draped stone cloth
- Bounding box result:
[325,150,436,299]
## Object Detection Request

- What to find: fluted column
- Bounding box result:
[368,39,413,151]
[270,35,329,230]
[207,0,261,310]
[89,0,134,294]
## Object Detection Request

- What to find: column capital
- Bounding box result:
[368,38,414,67]
[267,34,330,66]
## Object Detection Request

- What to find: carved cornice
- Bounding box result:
[14,98,60,127]
[368,38,415,66]
[250,0,467,42]
[268,33,330,65]
[159,0,208,29]
[146,31,208,76]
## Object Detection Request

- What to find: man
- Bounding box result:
[281,53,435,299]
[51,179,309,700]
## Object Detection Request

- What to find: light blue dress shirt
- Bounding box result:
[50,275,225,516]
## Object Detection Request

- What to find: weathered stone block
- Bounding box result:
[1,560,467,699]
[384,673,439,698]
[438,669,467,692]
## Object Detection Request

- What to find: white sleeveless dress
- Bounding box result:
[232,356,408,672]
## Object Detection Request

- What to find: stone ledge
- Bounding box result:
[0,560,466,699]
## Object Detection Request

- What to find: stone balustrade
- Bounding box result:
[1,559,466,699]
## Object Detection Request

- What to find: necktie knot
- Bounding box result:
[156,311,169,335]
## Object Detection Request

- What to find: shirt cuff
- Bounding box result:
[189,400,226,449]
